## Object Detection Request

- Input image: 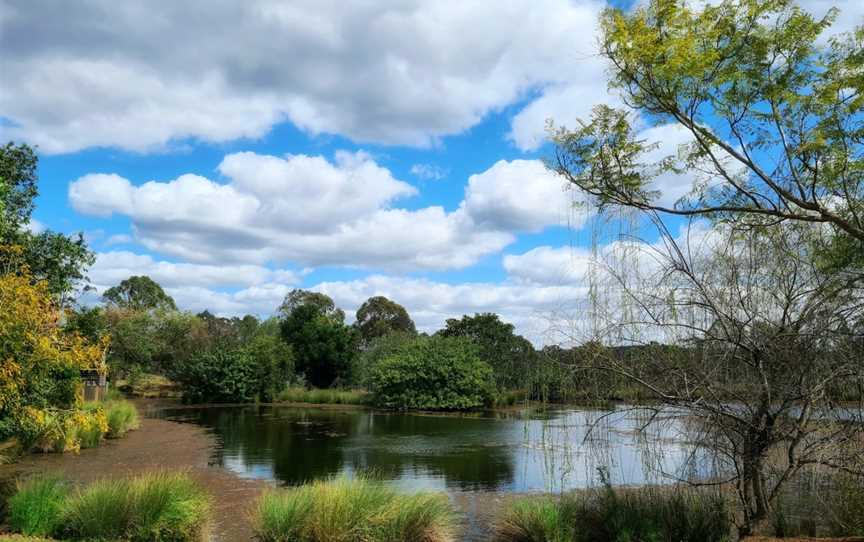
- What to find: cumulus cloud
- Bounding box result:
[2,0,608,153]
[69,151,576,270]
[410,163,448,181]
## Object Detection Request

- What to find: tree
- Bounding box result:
[0,261,107,449]
[550,0,864,267]
[354,296,416,345]
[0,142,94,301]
[278,289,345,323]
[545,0,864,535]
[367,336,495,410]
[279,292,357,388]
[439,313,535,389]
[103,275,177,311]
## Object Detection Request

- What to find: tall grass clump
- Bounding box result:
[7,471,210,542]
[7,475,69,537]
[60,471,211,541]
[252,475,455,542]
[496,485,730,542]
[277,386,369,405]
[104,399,140,438]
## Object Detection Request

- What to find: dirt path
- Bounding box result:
[0,416,269,542]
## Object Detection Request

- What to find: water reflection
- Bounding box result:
[159,405,708,492]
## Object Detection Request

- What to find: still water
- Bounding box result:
[159,405,708,493]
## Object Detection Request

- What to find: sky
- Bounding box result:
[1,0,860,344]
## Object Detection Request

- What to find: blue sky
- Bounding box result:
[2,0,859,342]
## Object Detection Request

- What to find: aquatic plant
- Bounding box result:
[277,386,369,405]
[252,475,455,542]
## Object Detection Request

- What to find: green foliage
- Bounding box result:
[251,475,455,542]
[439,313,535,390]
[352,331,416,386]
[64,305,108,343]
[8,476,69,537]
[354,295,416,345]
[368,335,495,410]
[0,142,94,300]
[170,346,259,403]
[245,328,295,402]
[280,294,358,388]
[104,400,140,438]
[496,486,730,542]
[103,275,177,311]
[57,471,211,542]
[277,387,369,405]
[551,0,864,264]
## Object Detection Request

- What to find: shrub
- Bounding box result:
[252,476,455,542]
[496,486,730,542]
[170,347,259,403]
[368,336,495,410]
[105,400,140,438]
[59,471,211,542]
[7,475,68,537]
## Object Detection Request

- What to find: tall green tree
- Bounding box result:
[439,313,535,389]
[103,275,177,311]
[354,296,416,345]
[0,142,93,301]
[278,291,357,388]
[550,0,864,268]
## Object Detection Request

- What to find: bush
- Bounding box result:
[496,486,730,542]
[105,400,140,438]
[252,476,455,542]
[171,347,259,403]
[7,476,68,537]
[368,336,495,410]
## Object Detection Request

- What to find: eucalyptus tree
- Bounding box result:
[103,275,177,311]
[354,296,416,346]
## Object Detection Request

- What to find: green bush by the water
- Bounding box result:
[7,476,69,537]
[368,335,495,410]
[6,471,211,542]
[496,486,730,542]
[252,476,455,542]
[104,399,140,438]
[277,386,369,405]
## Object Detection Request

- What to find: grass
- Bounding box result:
[104,400,140,438]
[7,476,69,537]
[252,475,456,542]
[277,386,370,405]
[495,485,730,542]
[493,389,530,408]
[6,471,211,542]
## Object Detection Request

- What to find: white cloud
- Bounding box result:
[1,0,608,153]
[410,163,448,181]
[69,152,575,271]
[504,245,594,285]
[461,159,586,233]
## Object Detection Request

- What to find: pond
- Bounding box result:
[157,404,712,493]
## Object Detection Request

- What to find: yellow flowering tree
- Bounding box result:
[0,250,107,452]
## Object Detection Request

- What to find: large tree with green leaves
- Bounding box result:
[354,296,416,345]
[0,142,93,301]
[278,290,357,388]
[103,275,177,311]
[551,0,863,268]
[439,313,535,390]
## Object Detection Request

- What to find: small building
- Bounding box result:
[80,368,107,402]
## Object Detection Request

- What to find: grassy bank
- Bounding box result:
[7,471,211,541]
[252,476,455,542]
[276,387,371,405]
[495,485,730,542]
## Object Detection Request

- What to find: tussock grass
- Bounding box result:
[104,399,139,438]
[7,471,210,542]
[496,486,730,542]
[277,387,369,405]
[7,475,68,537]
[252,475,455,542]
